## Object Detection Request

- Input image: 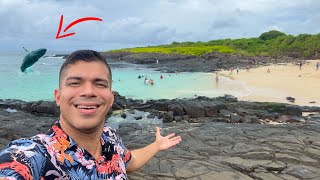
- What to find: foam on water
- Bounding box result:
[106,110,162,129]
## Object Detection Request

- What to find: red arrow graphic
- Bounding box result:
[56,15,103,39]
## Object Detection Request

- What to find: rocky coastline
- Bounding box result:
[1,91,320,179]
[46,51,303,73]
[101,51,302,73]
[1,52,319,179]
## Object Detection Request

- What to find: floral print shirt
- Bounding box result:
[0,121,131,179]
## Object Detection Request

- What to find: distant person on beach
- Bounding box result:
[246,65,250,72]
[267,68,271,73]
[230,67,234,75]
[0,50,182,179]
[144,77,149,85]
[236,67,240,75]
[160,75,163,79]
[299,62,303,70]
[215,74,219,83]
[316,62,319,71]
[150,79,154,85]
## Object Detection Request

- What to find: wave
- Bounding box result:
[43,55,65,59]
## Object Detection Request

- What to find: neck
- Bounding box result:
[60,119,104,160]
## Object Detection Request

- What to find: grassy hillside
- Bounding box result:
[110,46,234,56]
[109,30,320,59]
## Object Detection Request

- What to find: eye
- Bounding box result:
[67,82,80,86]
[96,83,108,88]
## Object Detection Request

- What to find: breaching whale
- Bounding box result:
[20,48,47,72]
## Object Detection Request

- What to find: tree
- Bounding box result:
[171,41,180,46]
[259,30,286,41]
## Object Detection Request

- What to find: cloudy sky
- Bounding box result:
[0,0,319,52]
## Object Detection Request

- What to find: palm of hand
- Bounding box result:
[155,127,182,151]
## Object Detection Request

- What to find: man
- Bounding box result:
[299,62,302,70]
[0,50,182,179]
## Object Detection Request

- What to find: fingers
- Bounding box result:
[156,127,182,142]
[170,136,182,142]
[168,136,182,147]
[166,134,182,142]
[156,127,161,137]
[166,133,176,139]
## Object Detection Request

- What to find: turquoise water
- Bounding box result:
[0,51,250,101]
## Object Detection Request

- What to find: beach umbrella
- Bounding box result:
[20,48,47,72]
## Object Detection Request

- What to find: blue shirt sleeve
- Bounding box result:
[0,138,46,179]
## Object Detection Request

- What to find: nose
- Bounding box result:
[80,82,97,98]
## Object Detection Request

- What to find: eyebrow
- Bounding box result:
[65,76,81,81]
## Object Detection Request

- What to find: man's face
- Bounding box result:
[54,61,114,133]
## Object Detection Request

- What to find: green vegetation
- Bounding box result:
[111,46,235,56]
[259,30,286,41]
[109,30,320,59]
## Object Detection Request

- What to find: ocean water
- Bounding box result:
[0,51,251,101]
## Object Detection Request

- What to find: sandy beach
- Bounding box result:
[220,60,320,107]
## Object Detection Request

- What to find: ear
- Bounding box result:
[54,89,61,106]
[109,91,114,107]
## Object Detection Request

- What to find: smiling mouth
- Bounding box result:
[76,105,99,109]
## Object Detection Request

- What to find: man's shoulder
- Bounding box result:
[0,134,48,168]
[4,134,47,151]
[0,135,50,179]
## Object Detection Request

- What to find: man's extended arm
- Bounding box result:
[126,127,182,173]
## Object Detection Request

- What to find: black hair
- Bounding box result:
[59,50,112,88]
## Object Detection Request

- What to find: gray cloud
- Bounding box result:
[0,0,319,51]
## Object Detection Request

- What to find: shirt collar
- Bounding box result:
[46,121,78,150]
[47,121,110,152]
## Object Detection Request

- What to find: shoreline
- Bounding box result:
[219,60,320,107]
[1,50,319,108]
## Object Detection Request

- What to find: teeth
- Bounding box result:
[77,105,97,109]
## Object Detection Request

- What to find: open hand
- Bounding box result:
[155,127,182,151]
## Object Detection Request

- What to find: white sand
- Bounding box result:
[219,60,320,107]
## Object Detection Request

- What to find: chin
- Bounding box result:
[76,124,100,133]
[76,117,104,129]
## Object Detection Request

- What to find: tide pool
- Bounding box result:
[0,51,251,101]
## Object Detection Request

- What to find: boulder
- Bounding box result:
[285,105,302,116]
[112,92,128,110]
[230,114,242,123]
[34,101,55,115]
[134,116,143,120]
[146,113,155,119]
[201,101,222,117]
[180,101,205,118]
[174,116,182,122]
[241,115,261,124]
[149,101,168,111]
[287,116,305,123]
[162,111,174,123]
[219,109,232,118]
[121,113,127,119]
[168,103,185,116]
